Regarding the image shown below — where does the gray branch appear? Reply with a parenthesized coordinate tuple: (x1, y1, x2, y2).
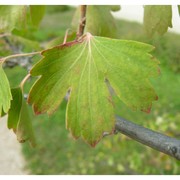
(115, 116, 180, 160)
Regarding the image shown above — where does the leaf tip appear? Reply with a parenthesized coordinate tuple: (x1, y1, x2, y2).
(33, 105, 42, 115)
(90, 142, 98, 148)
(89, 139, 100, 148)
(142, 106, 152, 114)
(155, 95, 158, 101)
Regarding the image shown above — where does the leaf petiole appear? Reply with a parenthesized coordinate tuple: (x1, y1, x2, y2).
(20, 73, 31, 90)
(0, 51, 41, 63)
(0, 33, 11, 38)
(63, 28, 71, 44)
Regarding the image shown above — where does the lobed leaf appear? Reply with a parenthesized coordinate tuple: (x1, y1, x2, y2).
(0, 62, 12, 116)
(8, 87, 36, 147)
(143, 5, 172, 36)
(71, 5, 118, 38)
(28, 33, 159, 146)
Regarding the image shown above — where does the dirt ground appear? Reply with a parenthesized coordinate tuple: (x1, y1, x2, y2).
(0, 116, 28, 175)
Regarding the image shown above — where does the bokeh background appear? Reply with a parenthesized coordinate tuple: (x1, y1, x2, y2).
(0, 5, 180, 174)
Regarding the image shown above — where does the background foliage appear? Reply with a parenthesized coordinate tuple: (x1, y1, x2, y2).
(1, 5, 180, 174)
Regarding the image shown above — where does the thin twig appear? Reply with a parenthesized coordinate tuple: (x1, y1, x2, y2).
(115, 116, 180, 160)
(77, 5, 87, 38)
(63, 28, 71, 44)
(0, 33, 11, 38)
(20, 73, 31, 89)
(0, 51, 41, 63)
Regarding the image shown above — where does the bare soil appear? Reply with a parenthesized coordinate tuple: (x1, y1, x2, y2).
(0, 116, 28, 175)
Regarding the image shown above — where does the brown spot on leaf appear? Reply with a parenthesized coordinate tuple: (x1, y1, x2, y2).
(155, 95, 158, 100)
(33, 105, 42, 115)
(142, 106, 152, 114)
(19, 139, 26, 143)
(90, 140, 99, 148)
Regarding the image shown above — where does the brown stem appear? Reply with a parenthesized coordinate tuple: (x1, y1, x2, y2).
(77, 5, 87, 38)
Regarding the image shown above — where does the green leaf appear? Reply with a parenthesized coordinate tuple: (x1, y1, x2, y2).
(30, 5, 46, 27)
(28, 33, 159, 146)
(109, 5, 121, 12)
(0, 109, 6, 117)
(143, 5, 172, 36)
(0, 62, 12, 116)
(8, 87, 36, 147)
(0, 5, 26, 33)
(0, 5, 45, 33)
(8, 88, 22, 129)
(71, 5, 118, 38)
(178, 5, 180, 16)
(10, 34, 41, 52)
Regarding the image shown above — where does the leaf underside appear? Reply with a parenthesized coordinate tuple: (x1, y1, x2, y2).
(143, 5, 172, 36)
(8, 87, 36, 147)
(28, 33, 159, 146)
(0, 63, 12, 116)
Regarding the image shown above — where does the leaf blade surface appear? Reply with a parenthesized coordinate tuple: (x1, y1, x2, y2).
(8, 87, 36, 147)
(0, 62, 12, 115)
(28, 33, 159, 146)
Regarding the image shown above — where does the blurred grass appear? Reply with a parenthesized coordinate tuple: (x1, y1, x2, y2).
(2, 6, 180, 174)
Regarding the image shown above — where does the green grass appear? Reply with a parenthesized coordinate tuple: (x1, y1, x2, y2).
(2, 7, 180, 174)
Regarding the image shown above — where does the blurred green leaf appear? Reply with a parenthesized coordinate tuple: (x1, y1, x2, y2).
(46, 5, 71, 14)
(8, 87, 36, 147)
(10, 35, 41, 52)
(109, 5, 121, 12)
(178, 5, 180, 16)
(0, 62, 12, 116)
(0, 5, 45, 33)
(71, 5, 118, 38)
(30, 5, 46, 27)
(0, 109, 6, 117)
(0, 5, 27, 33)
(143, 5, 172, 36)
